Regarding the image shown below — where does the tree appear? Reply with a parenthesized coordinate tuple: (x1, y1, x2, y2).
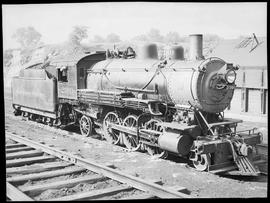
(106, 33, 121, 43)
(147, 28, 164, 42)
(12, 26, 42, 49)
(179, 36, 189, 43)
(69, 26, 89, 45)
(3, 49, 13, 67)
(132, 34, 149, 42)
(165, 32, 181, 44)
(92, 35, 105, 43)
(237, 35, 249, 39)
(203, 34, 221, 43)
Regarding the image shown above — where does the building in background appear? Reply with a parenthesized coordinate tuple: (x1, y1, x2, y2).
(208, 34, 267, 119)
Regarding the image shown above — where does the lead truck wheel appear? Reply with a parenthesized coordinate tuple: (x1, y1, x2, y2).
(80, 115, 93, 137)
(192, 154, 211, 171)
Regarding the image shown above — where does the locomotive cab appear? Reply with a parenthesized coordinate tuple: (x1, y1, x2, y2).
(48, 52, 106, 100)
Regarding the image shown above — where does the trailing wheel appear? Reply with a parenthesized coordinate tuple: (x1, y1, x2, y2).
(192, 154, 211, 171)
(143, 119, 168, 159)
(122, 115, 140, 151)
(79, 115, 93, 137)
(103, 112, 121, 145)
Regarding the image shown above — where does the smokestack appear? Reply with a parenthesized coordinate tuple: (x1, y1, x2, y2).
(189, 34, 204, 60)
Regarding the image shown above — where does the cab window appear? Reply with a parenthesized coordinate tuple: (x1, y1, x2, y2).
(58, 66, 68, 82)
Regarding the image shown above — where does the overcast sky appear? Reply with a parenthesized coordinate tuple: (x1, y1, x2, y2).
(2, 2, 267, 49)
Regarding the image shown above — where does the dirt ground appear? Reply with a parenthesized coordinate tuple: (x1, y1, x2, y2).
(4, 91, 268, 198)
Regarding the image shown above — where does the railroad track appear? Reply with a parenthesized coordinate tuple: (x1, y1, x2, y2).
(6, 132, 191, 201)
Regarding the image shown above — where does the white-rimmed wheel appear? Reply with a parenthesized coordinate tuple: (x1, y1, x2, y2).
(122, 115, 140, 151)
(143, 119, 168, 159)
(192, 154, 211, 171)
(80, 115, 93, 137)
(103, 112, 121, 145)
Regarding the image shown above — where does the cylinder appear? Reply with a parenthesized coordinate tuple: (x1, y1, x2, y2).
(171, 45, 184, 60)
(137, 43, 158, 59)
(189, 34, 204, 60)
(158, 131, 193, 156)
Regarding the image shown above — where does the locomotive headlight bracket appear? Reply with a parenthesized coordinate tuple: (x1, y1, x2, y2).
(225, 70, 236, 84)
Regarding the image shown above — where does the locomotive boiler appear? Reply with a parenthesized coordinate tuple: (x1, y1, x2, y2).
(11, 34, 263, 175)
(88, 39, 236, 113)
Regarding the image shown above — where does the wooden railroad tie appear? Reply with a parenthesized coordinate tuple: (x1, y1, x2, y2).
(6, 143, 26, 149)
(7, 167, 86, 183)
(6, 161, 73, 175)
(6, 155, 56, 168)
(19, 174, 106, 196)
(6, 149, 44, 160)
(49, 184, 132, 201)
(6, 146, 34, 153)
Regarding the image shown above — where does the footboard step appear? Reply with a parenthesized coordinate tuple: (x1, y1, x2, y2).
(48, 185, 132, 201)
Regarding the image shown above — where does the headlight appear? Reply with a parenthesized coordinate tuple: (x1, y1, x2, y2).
(225, 70, 236, 84)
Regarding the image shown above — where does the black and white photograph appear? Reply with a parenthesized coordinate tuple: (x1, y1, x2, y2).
(3, 2, 267, 200)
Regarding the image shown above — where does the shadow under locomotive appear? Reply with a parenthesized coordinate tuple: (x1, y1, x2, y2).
(68, 124, 268, 183)
(46, 120, 268, 182)
(11, 34, 267, 177)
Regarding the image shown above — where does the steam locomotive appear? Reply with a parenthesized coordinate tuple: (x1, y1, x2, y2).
(11, 34, 263, 175)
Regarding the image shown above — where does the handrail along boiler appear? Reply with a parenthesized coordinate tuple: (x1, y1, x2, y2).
(11, 34, 263, 175)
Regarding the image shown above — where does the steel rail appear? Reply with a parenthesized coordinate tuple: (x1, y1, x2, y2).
(6, 132, 191, 199)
